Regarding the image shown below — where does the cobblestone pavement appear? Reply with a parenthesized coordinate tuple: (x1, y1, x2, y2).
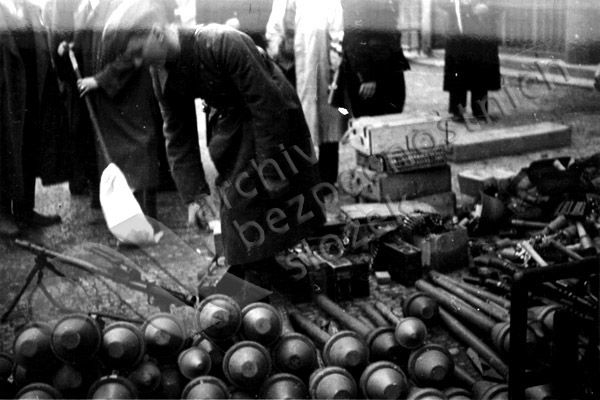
(1, 62, 600, 354)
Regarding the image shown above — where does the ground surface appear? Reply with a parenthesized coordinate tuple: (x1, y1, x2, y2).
(1, 61, 600, 357)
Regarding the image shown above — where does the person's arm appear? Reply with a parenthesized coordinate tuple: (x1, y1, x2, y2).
(151, 68, 210, 205)
(76, 55, 137, 97)
(212, 28, 295, 179)
(93, 56, 138, 98)
(265, 0, 287, 59)
(328, 0, 344, 72)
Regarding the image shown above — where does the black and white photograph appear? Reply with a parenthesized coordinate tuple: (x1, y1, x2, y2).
(1, 0, 599, 398)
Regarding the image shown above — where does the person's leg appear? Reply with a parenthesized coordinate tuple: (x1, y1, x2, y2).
(471, 89, 489, 120)
(13, 118, 61, 227)
(134, 189, 158, 219)
(448, 89, 467, 120)
(318, 142, 340, 185)
(0, 197, 20, 238)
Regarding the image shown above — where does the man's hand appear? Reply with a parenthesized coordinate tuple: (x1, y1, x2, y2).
(57, 41, 69, 57)
(359, 82, 377, 99)
(188, 196, 219, 230)
(77, 77, 99, 97)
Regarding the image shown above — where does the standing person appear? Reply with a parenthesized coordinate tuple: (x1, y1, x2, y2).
(0, 0, 65, 238)
(266, 0, 345, 186)
(443, 0, 500, 122)
(75, 0, 179, 218)
(46, 0, 99, 199)
(0, 2, 26, 237)
(104, 0, 326, 303)
(333, 0, 410, 118)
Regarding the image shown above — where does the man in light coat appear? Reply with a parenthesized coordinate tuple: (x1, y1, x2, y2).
(266, 0, 346, 185)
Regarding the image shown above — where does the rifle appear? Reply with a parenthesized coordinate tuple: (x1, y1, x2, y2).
(2, 240, 196, 322)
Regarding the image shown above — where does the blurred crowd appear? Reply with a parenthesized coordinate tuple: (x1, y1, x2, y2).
(0, 0, 500, 240)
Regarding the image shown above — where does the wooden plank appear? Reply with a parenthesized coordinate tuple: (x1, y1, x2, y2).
(448, 122, 571, 162)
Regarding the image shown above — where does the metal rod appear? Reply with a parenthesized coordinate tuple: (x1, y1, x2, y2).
(288, 309, 330, 349)
(511, 219, 546, 229)
(439, 309, 508, 378)
(374, 301, 401, 325)
(451, 277, 511, 309)
(415, 280, 496, 333)
(314, 294, 371, 338)
(549, 239, 583, 261)
(430, 272, 509, 321)
(453, 365, 477, 389)
(520, 241, 548, 267)
(68, 48, 112, 165)
(358, 303, 390, 327)
(356, 315, 376, 331)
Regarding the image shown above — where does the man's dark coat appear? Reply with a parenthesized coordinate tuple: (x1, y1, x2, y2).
(335, 0, 410, 117)
(155, 25, 326, 265)
(443, 1, 501, 93)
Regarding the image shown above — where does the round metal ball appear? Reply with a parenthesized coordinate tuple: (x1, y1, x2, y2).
(15, 383, 62, 399)
(222, 341, 272, 389)
(101, 322, 145, 369)
(142, 313, 186, 361)
(241, 303, 283, 346)
(394, 317, 428, 350)
(196, 294, 242, 340)
(309, 366, 358, 399)
(407, 344, 454, 387)
(271, 332, 318, 380)
(366, 327, 403, 362)
(51, 314, 101, 364)
(322, 331, 369, 374)
(181, 376, 231, 399)
(359, 361, 409, 400)
(128, 360, 162, 394)
(259, 373, 308, 399)
(178, 346, 212, 380)
(88, 375, 138, 399)
(14, 322, 55, 369)
(403, 293, 439, 323)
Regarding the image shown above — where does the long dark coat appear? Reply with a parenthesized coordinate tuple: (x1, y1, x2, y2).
(443, 1, 501, 92)
(0, 1, 67, 208)
(0, 4, 27, 207)
(86, 0, 163, 191)
(155, 25, 326, 265)
(335, 0, 410, 117)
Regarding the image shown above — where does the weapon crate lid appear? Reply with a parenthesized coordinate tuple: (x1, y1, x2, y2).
(347, 112, 445, 155)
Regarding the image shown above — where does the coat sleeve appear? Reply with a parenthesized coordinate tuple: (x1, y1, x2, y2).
(211, 28, 296, 175)
(94, 56, 137, 98)
(151, 69, 210, 204)
(265, 0, 287, 59)
(328, 0, 344, 70)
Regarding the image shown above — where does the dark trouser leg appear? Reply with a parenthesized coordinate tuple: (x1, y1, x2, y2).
(16, 118, 37, 214)
(318, 142, 340, 185)
(134, 189, 157, 219)
(0, 195, 19, 237)
(471, 89, 489, 119)
(448, 89, 467, 116)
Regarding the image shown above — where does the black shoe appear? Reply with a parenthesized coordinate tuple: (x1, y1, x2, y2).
(0, 212, 20, 238)
(15, 211, 62, 227)
(450, 113, 465, 123)
(475, 114, 499, 123)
